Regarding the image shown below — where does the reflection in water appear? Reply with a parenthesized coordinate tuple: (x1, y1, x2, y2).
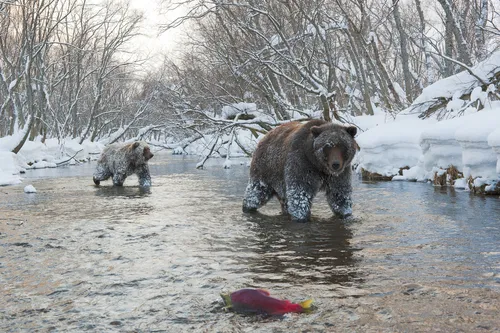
(93, 185, 152, 198)
(1, 153, 500, 332)
(244, 213, 358, 285)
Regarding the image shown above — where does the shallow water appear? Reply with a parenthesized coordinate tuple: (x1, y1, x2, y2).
(1, 152, 499, 332)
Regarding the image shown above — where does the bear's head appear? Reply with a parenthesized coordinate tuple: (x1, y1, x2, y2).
(311, 123, 357, 176)
(132, 141, 154, 162)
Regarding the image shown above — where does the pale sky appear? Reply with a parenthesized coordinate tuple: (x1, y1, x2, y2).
(128, 0, 186, 67)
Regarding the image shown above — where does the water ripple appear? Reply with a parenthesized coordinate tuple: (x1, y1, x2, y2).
(0, 154, 499, 331)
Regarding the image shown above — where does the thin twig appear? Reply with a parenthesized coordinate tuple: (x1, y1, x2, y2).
(56, 149, 83, 166)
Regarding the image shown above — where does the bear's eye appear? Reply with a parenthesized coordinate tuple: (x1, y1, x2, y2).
(322, 145, 332, 160)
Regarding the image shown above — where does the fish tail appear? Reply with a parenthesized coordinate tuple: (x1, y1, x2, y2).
(299, 299, 313, 309)
(220, 293, 232, 309)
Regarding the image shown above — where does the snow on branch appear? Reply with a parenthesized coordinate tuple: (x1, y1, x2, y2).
(405, 51, 500, 118)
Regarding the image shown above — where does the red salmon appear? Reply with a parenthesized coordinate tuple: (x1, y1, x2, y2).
(221, 288, 313, 315)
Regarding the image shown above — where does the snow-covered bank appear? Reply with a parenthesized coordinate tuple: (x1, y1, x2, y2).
(489, 128, 500, 175)
(0, 137, 104, 186)
(354, 50, 500, 194)
(0, 152, 24, 186)
(455, 109, 500, 180)
(355, 106, 500, 194)
(355, 116, 437, 178)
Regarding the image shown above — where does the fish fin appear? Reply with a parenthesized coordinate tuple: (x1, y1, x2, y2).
(299, 299, 313, 309)
(220, 293, 232, 309)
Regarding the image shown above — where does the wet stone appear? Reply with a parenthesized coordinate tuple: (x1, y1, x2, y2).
(10, 242, 31, 247)
(45, 244, 64, 249)
(477, 325, 491, 330)
(47, 289, 69, 296)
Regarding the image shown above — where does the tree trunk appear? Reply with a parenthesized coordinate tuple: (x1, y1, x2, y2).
(475, 0, 488, 61)
(79, 75, 103, 144)
(393, 0, 413, 103)
(415, 0, 435, 84)
(369, 36, 404, 110)
(345, 24, 374, 116)
(443, 7, 454, 77)
(266, 72, 290, 121)
(319, 94, 332, 122)
(437, 0, 472, 67)
(12, 115, 34, 154)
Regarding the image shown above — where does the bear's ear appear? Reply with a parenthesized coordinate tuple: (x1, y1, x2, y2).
(311, 126, 322, 138)
(346, 126, 357, 138)
(132, 141, 140, 149)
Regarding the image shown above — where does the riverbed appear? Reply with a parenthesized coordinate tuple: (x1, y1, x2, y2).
(1, 152, 499, 332)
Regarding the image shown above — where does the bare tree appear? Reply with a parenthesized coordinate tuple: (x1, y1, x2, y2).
(437, 0, 473, 68)
(2, 0, 500, 158)
(414, 0, 435, 85)
(0, 0, 149, 153)
(78, 0, 142, 144)
(392, 0, 413, 102)
(475, 0, 489, 61)
(0, 0, 70, 152)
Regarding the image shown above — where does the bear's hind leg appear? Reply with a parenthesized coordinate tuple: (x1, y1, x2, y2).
(285, 186, 313, 223)
(276, 195, 289, 215)
(242, 180, 274, 213)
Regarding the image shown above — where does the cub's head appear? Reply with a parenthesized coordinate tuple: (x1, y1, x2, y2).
(132, 141, 154, 162)
(311, 123, 357, 176)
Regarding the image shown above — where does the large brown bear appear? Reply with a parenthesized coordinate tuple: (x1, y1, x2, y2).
(93, 141, 154, 187)
(242, 119, 357, 222)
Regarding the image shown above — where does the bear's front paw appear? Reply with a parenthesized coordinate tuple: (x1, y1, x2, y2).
(334, 206, 352, 219)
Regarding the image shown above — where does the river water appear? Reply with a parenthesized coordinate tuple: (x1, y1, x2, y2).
(1, 152, 499, 332)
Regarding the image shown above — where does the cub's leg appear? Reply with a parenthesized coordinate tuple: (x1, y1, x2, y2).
(93, 164, 112, 185)
(242, 179, 274, 212)
(136, 164, 152, 187)
(112, 172, 126, 186)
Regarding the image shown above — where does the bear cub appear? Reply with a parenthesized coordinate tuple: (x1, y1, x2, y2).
(242, 119, 357, 222)
(93, 141, 154, 187)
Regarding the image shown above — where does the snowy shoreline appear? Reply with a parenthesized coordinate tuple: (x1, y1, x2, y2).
(352, 51, 500, 195)
(2, 107, 499, 196)
(355, 109, 500, 195)
(2, 98, 500, 195)
(0, 137, 104, 186)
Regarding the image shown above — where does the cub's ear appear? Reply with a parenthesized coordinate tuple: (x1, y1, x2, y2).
(311, 126, 322, 138)
(346, 126, 357, 138)
(132, 141, 140, 149)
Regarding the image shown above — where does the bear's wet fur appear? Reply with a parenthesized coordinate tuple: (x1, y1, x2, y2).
(242, 119, 358, 222)
(93, 141, 154, 187)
